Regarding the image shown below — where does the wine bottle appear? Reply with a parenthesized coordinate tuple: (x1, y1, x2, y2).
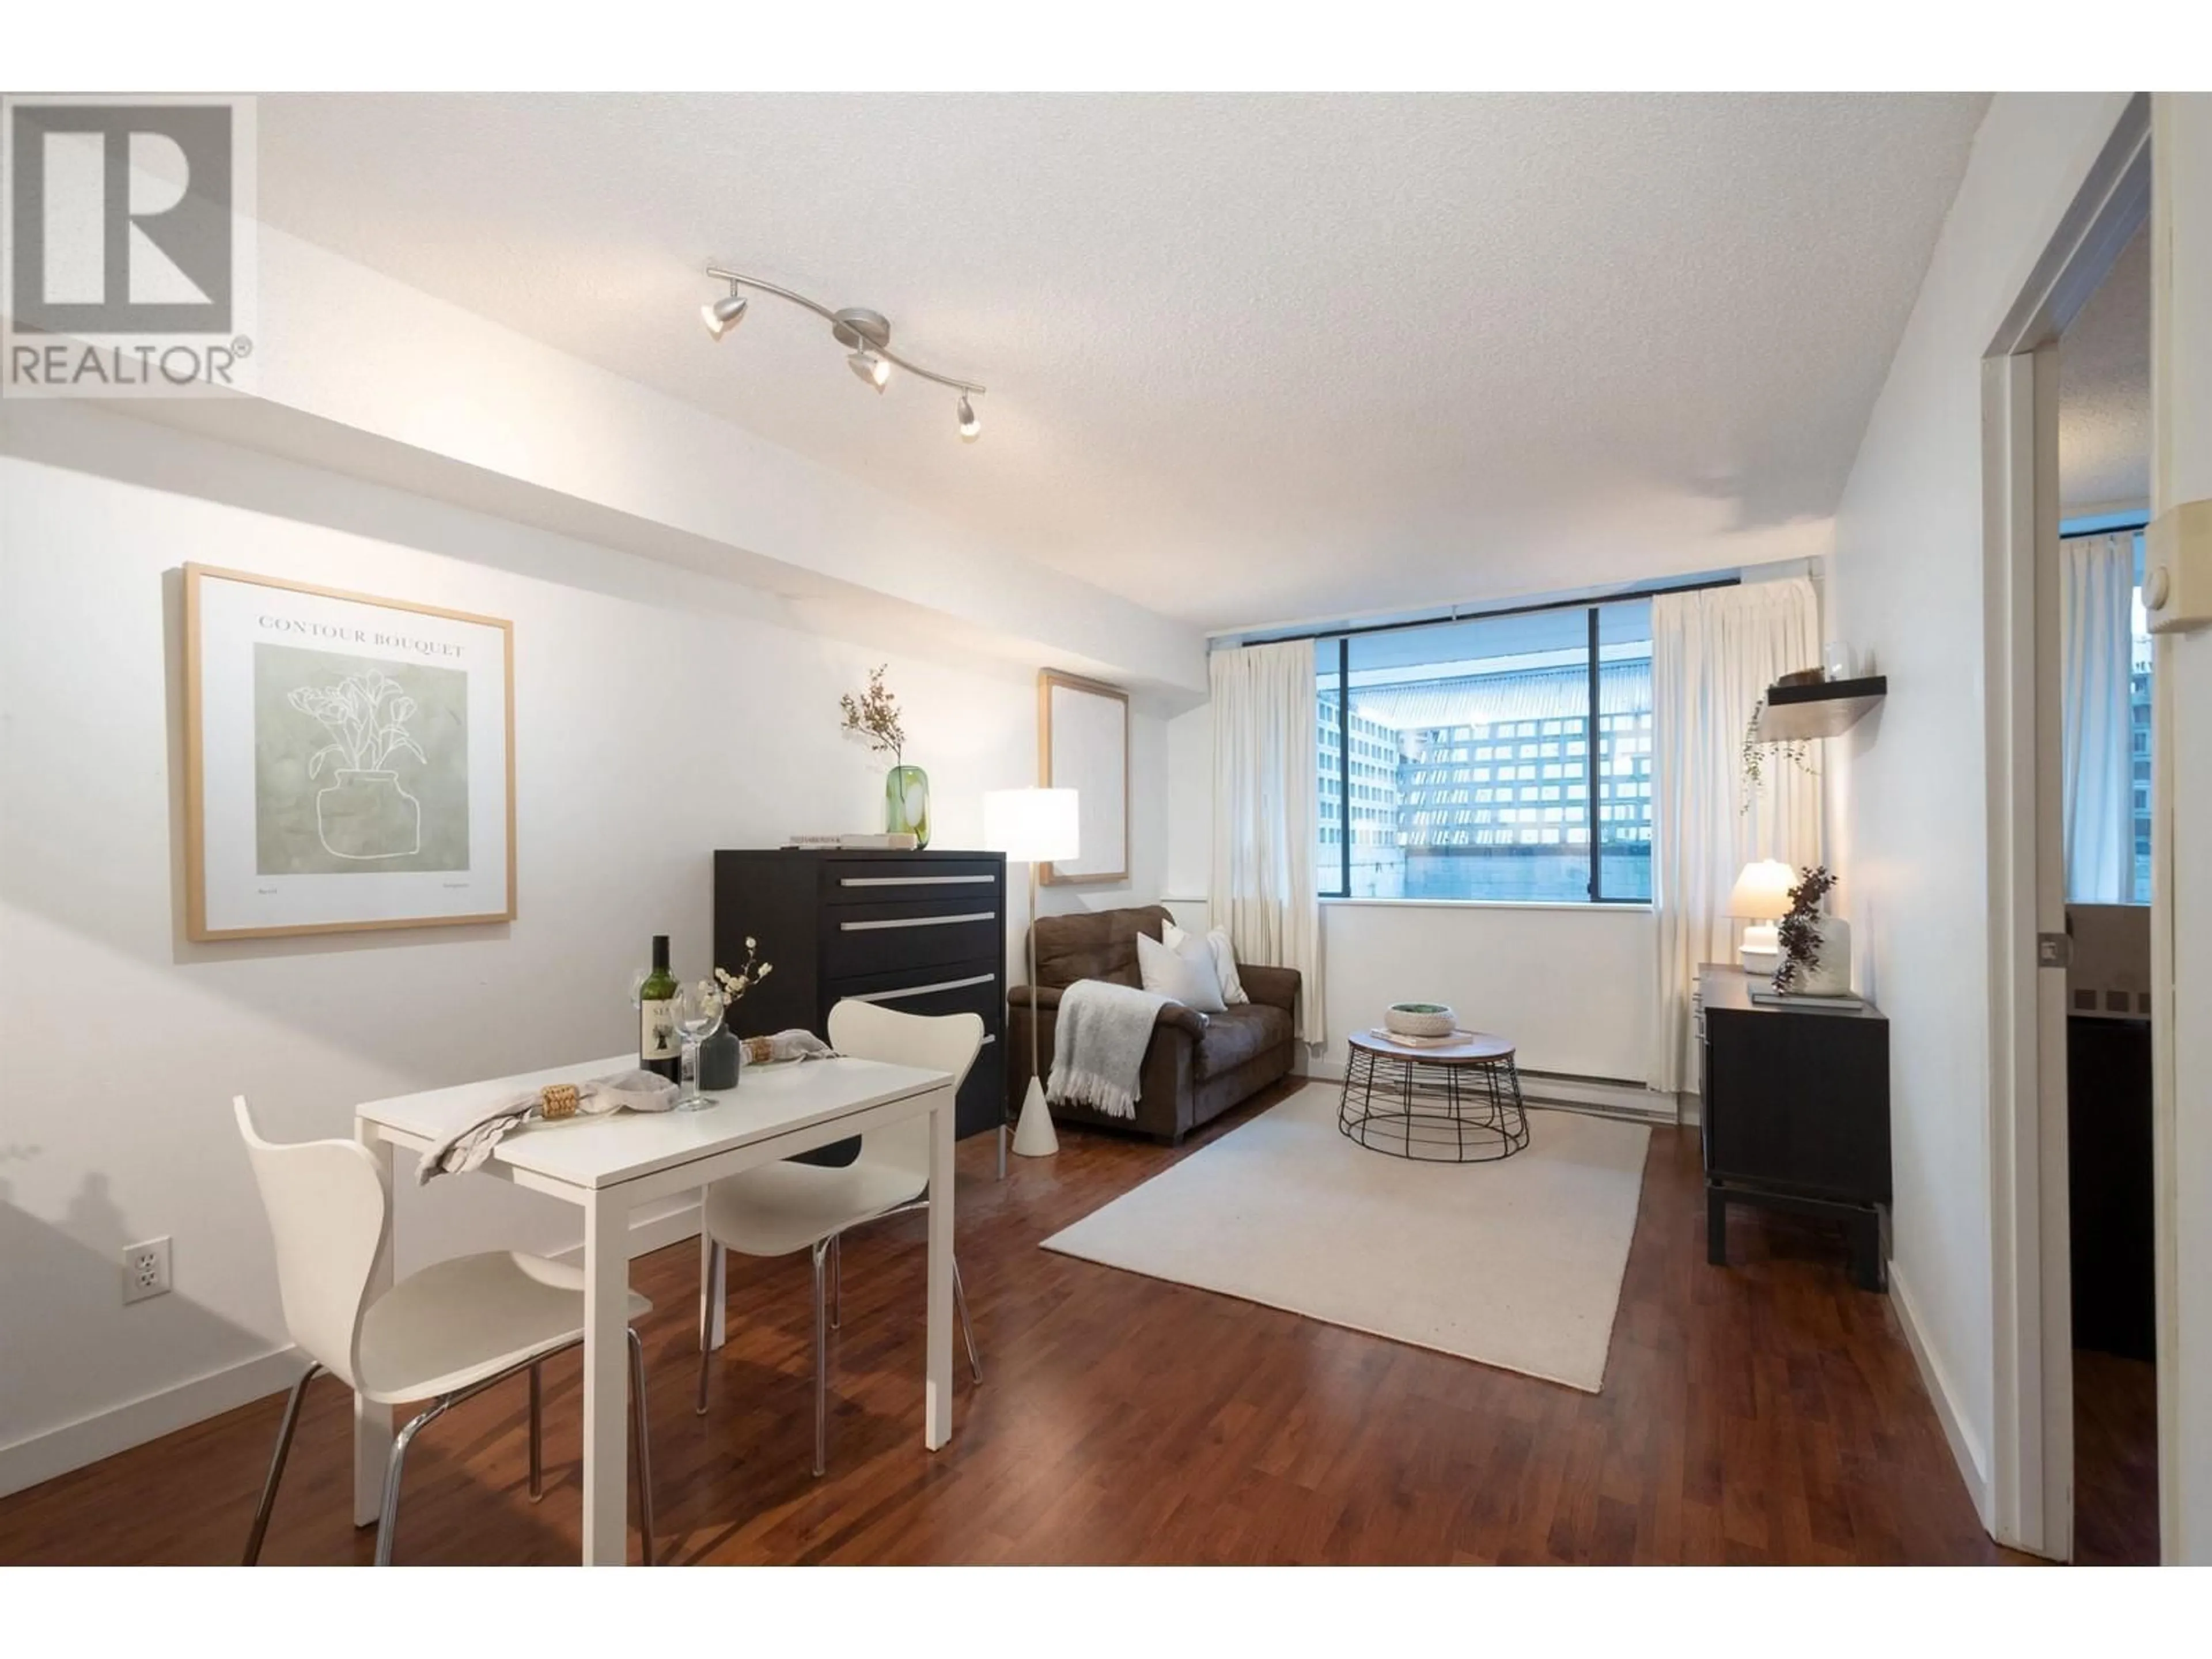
(639, 934, 680, 1082)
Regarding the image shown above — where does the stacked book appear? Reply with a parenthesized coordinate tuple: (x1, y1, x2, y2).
(1747, 986, 1866, 1013)
(785, 832, 920, 851)
(1369, 1027, 1467, 1048)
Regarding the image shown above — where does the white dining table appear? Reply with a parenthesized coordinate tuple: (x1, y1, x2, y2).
(352, 1052, 957, 1565)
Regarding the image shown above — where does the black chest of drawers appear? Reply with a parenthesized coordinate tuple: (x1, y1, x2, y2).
(714, 849, 1007, 1142)
(1696, 965, 1892, 1290)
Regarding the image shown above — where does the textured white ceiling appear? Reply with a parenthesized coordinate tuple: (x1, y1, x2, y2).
(255, 93, 1989, 631)
(2059, 223, 2150, 513)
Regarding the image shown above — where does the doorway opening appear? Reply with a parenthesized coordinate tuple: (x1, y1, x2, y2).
(1979, 90, 2157, 1563)
(2054, 222, 2158, 1565)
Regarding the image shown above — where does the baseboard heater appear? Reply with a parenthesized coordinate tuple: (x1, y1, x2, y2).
(1301, 1063, 1682, 1126)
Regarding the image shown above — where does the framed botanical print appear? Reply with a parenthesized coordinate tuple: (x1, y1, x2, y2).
(1037, 668, 1129, 885)
(183, 564, 516, 940)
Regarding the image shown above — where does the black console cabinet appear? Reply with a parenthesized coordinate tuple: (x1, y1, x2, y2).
(1697, 965, 1892, 1290)
(714, 849, 1007, 1142)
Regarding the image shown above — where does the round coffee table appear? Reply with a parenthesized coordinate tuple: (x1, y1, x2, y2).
(1339, 1028, 1530, 1163)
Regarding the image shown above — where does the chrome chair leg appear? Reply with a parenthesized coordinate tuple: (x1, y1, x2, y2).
(695, 1241, 724, 1416)
(627, 1328, 657, 1566)
(241, 1361, 322, 1565)
(373, 1396, 452, 1566)
(697, 1237, 721, 1353)
(811, 1236, 830, 1478)
(527, 1362, 544, 1501)
(952, 1258, 983, 1385)
(829, 1233, 842, 1331)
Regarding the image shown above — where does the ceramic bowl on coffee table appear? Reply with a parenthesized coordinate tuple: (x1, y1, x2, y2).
(1384, 1002, 1457, 1040)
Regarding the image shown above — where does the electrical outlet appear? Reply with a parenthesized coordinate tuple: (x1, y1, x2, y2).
(123, 1236, 172, 1305)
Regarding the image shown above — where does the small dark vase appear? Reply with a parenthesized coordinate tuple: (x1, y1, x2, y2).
(699, 1028, 743, 1091)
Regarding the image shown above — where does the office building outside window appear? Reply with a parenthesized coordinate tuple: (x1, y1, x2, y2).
(1315, 600, 1653, 903)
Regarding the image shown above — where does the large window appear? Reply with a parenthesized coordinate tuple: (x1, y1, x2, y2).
(1316, 599, 1654, 903)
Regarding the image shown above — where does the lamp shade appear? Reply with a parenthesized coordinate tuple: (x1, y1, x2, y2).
(983, 787, 1080, 864)
(1727, 859, 1797, 921)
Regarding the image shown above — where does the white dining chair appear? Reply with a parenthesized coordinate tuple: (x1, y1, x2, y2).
(233, 1094, 660, 1565)
(694, 1001, 983, 1476)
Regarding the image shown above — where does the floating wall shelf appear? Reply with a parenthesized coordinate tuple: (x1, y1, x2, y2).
(1756, 675, 1887, 742)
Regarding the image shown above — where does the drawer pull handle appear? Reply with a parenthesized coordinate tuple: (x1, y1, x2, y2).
(839, 911, 996, 933)
(849, 973, 996, 1003)
(839, 876, 995, 888)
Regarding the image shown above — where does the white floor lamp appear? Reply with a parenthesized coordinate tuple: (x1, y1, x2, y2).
(983, 787, 1080, 1172)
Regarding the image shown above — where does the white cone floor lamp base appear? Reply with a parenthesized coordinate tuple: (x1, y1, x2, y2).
(1012, 1074, 1059, 1157)
(983, 787, 1081, 1167)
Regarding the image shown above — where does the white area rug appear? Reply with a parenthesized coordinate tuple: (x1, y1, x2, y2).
(1041, 1084, 1651, 1392)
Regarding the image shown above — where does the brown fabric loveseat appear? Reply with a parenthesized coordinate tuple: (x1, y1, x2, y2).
(1006, 905, 1301, 1145)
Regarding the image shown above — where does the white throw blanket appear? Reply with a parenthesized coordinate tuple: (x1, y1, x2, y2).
(1048, 979, 1172, 1120)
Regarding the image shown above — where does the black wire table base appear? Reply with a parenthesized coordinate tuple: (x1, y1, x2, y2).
(1337, 1046, 1531, 1164)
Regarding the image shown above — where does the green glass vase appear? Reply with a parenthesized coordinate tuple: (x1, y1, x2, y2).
(885, 763, 930, 848)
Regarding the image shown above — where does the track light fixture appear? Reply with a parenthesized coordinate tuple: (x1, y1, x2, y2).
(700, 279, 748, 340)
(700, 264, 985, 440)
(847, 345, 891, 391)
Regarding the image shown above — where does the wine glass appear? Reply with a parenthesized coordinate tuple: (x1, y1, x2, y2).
(673, 979, 725, 1111)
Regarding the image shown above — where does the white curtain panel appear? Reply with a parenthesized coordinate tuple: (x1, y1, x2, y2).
(1648, 577, 1823, 1094)
(1209, 640, 1325, 1043)
(2060, 533, 2136, 903)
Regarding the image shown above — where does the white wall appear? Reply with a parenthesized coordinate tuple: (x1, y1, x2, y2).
(1163, 703, 1213, 905)
(1318, 903, 1653, 1084)
(1824, 91, 2136, 1521)
(0, 403, 1169, 1492)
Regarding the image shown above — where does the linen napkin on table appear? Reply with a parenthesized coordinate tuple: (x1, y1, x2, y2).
(414, 1032, 842, 1184)
(416, 1070, 675, 1184)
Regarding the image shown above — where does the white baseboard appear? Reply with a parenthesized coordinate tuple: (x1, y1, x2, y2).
(0, 1345, 310, 1501)
(1302, 1064, 1679, 1126)
(1889, 1258, 1993, 1532)
(1518, 1070, 1678, 1123)
(0, 1200, 704, 1502)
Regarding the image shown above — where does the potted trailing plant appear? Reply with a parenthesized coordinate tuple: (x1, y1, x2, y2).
(287, 668, 427, 860)
(698, 936, 774, 1089)
(1772, 865, 1853, 997)
(840, 665, 929, 846)
(1740, 698, 1819, 817)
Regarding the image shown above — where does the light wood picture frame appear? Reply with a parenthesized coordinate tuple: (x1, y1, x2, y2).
(183, 563, 517, 940)
(1037, 668, 1129, 885)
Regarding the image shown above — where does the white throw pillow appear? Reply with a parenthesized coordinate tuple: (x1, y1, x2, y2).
(1137, 929, 1228, 1013)
(1163, 920, 1249, 1005)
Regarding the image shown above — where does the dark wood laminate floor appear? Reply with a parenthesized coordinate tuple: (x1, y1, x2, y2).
(0, 1088, 2027, 1566)
(2074, 1350, 2160, 1565)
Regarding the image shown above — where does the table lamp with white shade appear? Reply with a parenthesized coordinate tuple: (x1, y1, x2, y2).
(1728, 859, 1796, 976)
(983, 787, 1080, 1169)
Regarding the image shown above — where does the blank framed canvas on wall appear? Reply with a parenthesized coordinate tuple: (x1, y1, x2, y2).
(183, 564, 516, 940)
(1039, 669, 1128, 885)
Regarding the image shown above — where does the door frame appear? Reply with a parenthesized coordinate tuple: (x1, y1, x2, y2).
(1980, 91, 2151, 1561)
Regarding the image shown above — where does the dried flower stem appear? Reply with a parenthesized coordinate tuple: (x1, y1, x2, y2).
(839, 665, 907, 768)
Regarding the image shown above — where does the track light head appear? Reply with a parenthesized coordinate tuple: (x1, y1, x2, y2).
(956, 393, 980, 442)
(701, 288, 748, 340)
(847, 347, 890, 392)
